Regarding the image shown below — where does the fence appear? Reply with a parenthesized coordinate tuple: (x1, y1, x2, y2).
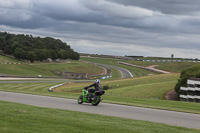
(142, 60, 200, 62)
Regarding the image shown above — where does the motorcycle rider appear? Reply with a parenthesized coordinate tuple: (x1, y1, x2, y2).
(84, 79, 102, 100)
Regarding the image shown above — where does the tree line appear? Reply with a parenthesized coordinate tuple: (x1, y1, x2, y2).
(0, 32, 79, 62)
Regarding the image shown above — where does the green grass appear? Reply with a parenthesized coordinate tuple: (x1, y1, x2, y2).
(32, 61, 103, 75)
(156, 62, 200, 73)
(2, 74, 200, 114)
(0, 82, 63, 93)
(141, 57, 182, 60)
(81, 57, 158, 78)
(0, 78, 71, 81)
(124, 60, 200, 73)
(0, 81, 81, 99)
(107, 80, 176, 99)
(0, 55, 22, 63)
(141, 56, 198, 61)
(0, 101, 199, 133)
(110, 67, 121, 79)
(102, 73, 179, 94)
(0, 64, 60, 77)
(0, 55, 105, 77)
(0, 55, 60, 77)
(51, 73, 200, 114)
(104, 96, 200, 114)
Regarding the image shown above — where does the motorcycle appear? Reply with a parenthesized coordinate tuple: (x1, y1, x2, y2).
(78, 88, 105, 106)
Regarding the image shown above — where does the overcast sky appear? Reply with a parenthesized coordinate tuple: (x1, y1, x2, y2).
(1, 0, 200, 58)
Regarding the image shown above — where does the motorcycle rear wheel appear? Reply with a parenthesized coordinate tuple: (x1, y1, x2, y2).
(92, 95, 101, 106)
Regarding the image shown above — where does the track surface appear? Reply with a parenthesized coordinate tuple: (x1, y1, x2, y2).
(81, 60, 133, 78)
(106, 64, 133, 78)
(0, 91, 200, 129)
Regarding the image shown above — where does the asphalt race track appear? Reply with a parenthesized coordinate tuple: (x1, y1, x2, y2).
(0, 91, 200, 129)
(81, 60, 133, 78)
(107, 64, 133, 78)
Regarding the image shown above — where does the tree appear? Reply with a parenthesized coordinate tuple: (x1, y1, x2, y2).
(49, 50, 57, 59)
(0, 32, 80, 61)
(58, 50, 69, 59)
(70, 51, 80, 60)
(175, 65, 200, 94)
(14, 48, 27, 59)
(26, 51, 36, 62)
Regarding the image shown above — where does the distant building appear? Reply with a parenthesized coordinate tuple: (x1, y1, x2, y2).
(125, 55, 144, 58)
(179, 78, 200, 103)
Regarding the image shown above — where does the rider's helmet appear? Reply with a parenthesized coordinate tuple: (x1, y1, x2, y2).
(95, 79, 100, 83)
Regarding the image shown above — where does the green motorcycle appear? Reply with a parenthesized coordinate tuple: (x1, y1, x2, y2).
(78, 88, 105, 106)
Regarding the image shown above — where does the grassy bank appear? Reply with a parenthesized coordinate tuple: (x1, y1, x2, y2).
(0, 55, 105, 77)
(0, 55, 59, 77)
(0, 64, 60, 77)
(55, 73, 179, 99)
(53, 73, 200, 114)
(0, 101, 198, 133)
(32, 61, 103, 75)
(1, 74, 200, 114)
(124, 60, 200, 73)
(81, 57, 158, 77)
(82, 56, 200, 73)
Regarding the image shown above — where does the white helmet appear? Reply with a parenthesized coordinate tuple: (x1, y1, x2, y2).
(95, 79, 100, 83)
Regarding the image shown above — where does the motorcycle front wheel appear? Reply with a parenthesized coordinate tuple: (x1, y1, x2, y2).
(92, 95, 101, 106)
(78, 95, 83, 104)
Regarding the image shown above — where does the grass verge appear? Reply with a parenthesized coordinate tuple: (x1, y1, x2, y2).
(1, 74, 200, 114)
(81, 57, 158, 78)
(124, 60, 200, 73)
(0, 100, 199, 133)
(32, 61, 104, 75)
(0, 55, 105, 78)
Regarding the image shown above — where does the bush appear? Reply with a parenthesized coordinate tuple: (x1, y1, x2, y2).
(175, 65, 200, 94)
(103, 85, 112, 90)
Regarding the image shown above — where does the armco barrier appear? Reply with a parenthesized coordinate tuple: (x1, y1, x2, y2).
(101, 76, 112, 79)
(48, 83, 66, 92)
(0, 62, 21, 64)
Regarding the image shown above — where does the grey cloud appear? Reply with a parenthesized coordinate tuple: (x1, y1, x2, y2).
(82, 0, 159, 18)
(0, 0, 32, 9)
(0, 0, 200, 58)
(1, 0, 199, 35)
(31, 0, 200, 35)
(107, 0, 200, 15)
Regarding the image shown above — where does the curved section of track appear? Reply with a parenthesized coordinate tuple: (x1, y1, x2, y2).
(0, 91, 200, 129)
(81, 60, 133, 78)
(108, 65, 133, 78)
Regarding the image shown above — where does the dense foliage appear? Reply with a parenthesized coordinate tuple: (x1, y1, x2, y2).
(0, 32, 79, 62)
(175, 65, 200, 94)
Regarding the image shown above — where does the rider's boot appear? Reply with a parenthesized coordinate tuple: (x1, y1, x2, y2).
(92, 95, 96, 101)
